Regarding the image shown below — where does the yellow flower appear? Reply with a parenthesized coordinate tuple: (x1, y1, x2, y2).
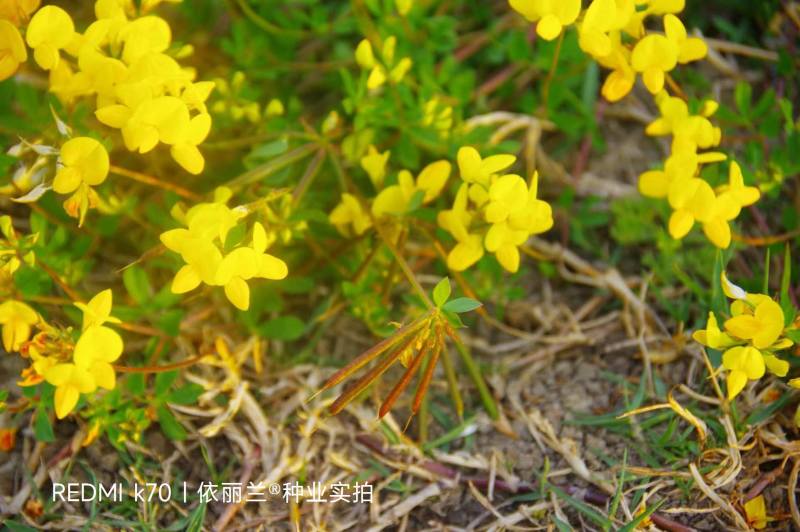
(722, 345, 764, 399)
(509, 0, 582, 40)
(484, 173, 553, 272)
(457, 146, 516, 206)
(663, 13, 707, 64)
(372, 160, 451, 217)
(717, 161, 760, 210)
(360, 145, 390, 189)
(579, 0, 634, 58)
(439, 184, 484, 271)
(73, 324, 123, 390)
(162, 191, 288, 310)
(214, 222, 289, 310)
(118, 15, 172, 64)
(44, 362, 96, 419)
(692, 312, 737, 350)
(724, 299, 785, 349)
(743, 495, 768, 530)
(0, 300, 38, 352)
(630, 33, 677, 94)
(0, 20, 27, 81)
(330, 193, 372, 237)
(645, 94, 721, 150)
(166, 235, 223, 293)
(53, 137, 110, 195)
(667, 177, 738, 248)
(75, 288, 121, 330)
(597, 43, 635, 102)
(25, 5, 75, 70)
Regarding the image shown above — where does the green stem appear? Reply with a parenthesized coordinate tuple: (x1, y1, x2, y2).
(449, 331, 498, 420)
(440, 346, 464, 420)
(541, 31, 564, 117)
(376, 225, 434, 309)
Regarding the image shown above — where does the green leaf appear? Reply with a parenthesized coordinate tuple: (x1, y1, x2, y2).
(432, 277, 451, 307)
(548, 483, 612, 528)
(126, 373, 145, 395)
(157, 309, 184, 337)
(156, 404, 187, 441)
(167, 383, 204, 405)
(781, 245, 795, 326)
(4, 520, 39, 532)
(122, 266, 152, 305)
(442, 297, 482, 313)
(710, 249, 726, 317)
(155, 370, 179, 396)
(186, 501, 207, 532)
(259, 315, 305, 340)
(734, 82, 752, 119)
(786, 330, 800, 343)
(746, 390, 794, 425)
(34, 407, 55, 443)
(618, 500, 663, 532)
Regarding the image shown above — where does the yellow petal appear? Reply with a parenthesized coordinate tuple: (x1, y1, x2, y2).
(224, 277, 250, 310)
(416, 160, 451, 203)
(743, 495, 767, 529)
(355, 39, 375, 69)
(726, 369, 747, 400)
(638, 170, 669, 198)
(668, 209, 694, 239)
(724, 315, 761, 341)
(536, 14, 563, 41)
(171, 144, 205, 174)
(74, 325, 123, 364)
(447, 236, 484, 271)
(702, 218, 731, 249)
(172, 264, 201, 293)
(89, 362, 116, 390)
(258, 254, 289, 280)
(495, 245, 520, 273)
(54, 384, 80, 419)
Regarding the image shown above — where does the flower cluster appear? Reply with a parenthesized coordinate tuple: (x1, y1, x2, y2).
(693, 273, 794, 400)
(438, 147, 554, 273)
(355, 36, 413, 91)
(329, 154, 451, 238)
(15, 290, 125, 419)
(638, 93, 760, 247)
(160, 187, 289, 311)
(9, 1, 215, 175)
(509, 0, 707, 99)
